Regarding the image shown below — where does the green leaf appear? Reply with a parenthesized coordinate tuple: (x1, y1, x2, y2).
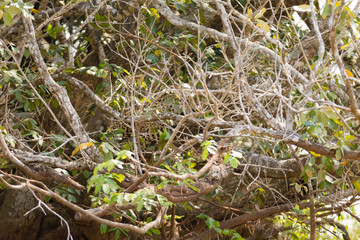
(230, 157, 239, 168)
(5, 6, 21, 17)
(318, 112, 328, 127)
(151, 228, 161, 235)
(200, 140, 211, 147)
(183, 179, 200, 192)
(304, 120, 314, 126)
(321, 107, 339, 119)
(300, 113, 306, 124)
(256, 19, 270, 33)
(293, 204, 304, 214)
(322, 3, 331, 19)
(69, 194, 77, 203)
(114, 229, 121, 240)
(3, 12, 13, 26)
(335, 149, 342, 160)
(100, 224, 107, 234)
(158, 180, 169, 189)
(317, 169, 325, 181)
(197, 214, 208, 219)
(102, 184, 110, 194)
(202, 149, 208, 160)
(113, 173, 125, 183)
(310, 126, 324, 137)
(136, 200, 144, 212)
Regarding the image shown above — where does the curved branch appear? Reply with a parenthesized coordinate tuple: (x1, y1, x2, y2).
(0, 173, 167, 235)
(0, 131, 84, 190)
(195, 189, 357, 240)
(153, 0, 308, 84)
(23, 15, 102, 163)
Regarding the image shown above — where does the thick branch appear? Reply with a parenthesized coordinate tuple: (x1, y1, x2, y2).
(0, 132, 84, 190)
(23, 15, 102, 163)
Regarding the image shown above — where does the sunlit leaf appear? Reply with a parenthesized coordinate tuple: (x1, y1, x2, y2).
(310, 151, 321, 157)
(154, 50, 162, 56)
(256, 19, 270, 33)
(341, 43, 351, 50)
(345, 135, 355, 141)
(183, 179, 200, 192)
(71, 142, 93, 156)
(294, 5, 311, 12)
(246, 8, 253, 19)
(322, 3, 331, 19)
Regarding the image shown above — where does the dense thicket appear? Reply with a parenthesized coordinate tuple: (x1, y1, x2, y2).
(1, 0, 360, 239)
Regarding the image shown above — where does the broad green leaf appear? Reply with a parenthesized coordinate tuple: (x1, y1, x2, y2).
(151, 229, 161, 235)
(300, 113, 306, 124)
(335, 149, 342, 160)
(5, 6, 21, 17)
(230, 157, 238, 168)
(136, 200, 144, 212)
(100, 224, 107, 234)
(115, 229, 121, 240)
(102, 184, 110, 194)
(67, 194, 77, 203)
(3, 12, 13, 26)
(202, 149, 208, 160)
(322, 3, 331, 19)
(293, 204, 304, 214)
(318, 169, 325, 181)
(304, 120, 314, 126)
(321, 107, 339, 119)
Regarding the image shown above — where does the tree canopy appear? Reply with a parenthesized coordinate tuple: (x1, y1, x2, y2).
(1, 0, 360, 239)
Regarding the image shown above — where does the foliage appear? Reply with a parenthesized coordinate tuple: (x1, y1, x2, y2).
(1, 0, 360, 239)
